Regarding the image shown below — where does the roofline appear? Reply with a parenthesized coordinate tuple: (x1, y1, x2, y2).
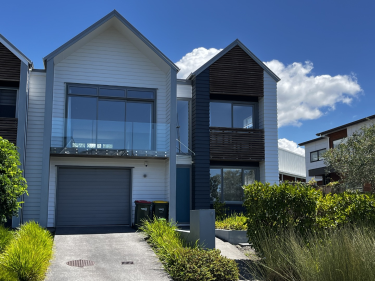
(177, 79, 192, 85)
(298, 137, 326, 147)
(316, 114, 375, 136)
(0, 33, 33, 67)
(278, 147, 305, 158)
(187, 39, 280, 82)
(42, 10, 179, 72)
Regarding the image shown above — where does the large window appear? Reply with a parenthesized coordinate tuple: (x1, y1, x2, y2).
(333, 138, 347, 148)
(310, 149, 326, 162)
(66, 84, 155, 150)
(176, 99, 190, 153)
(210, 101, 255, 129)
(0, 89, 17, 118)
(210, 167, 257, 202)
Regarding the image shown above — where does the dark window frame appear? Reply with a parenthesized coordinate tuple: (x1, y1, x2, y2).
(65, 83, 157, 150)
(209, 100, 258, 129)
(210, 166, 259, 204)
(310, 148, 326, 163)
(0, 88, 18, 118)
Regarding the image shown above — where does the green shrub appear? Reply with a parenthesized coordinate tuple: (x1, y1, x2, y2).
(170, 248, 239, 281)
(0, 221, 54, 281)
(215, 213, 247, 230)
(317, 191, 375, 228)
(248, 226, 375, 281)
(0, 225, 13, 254)
(244, 181, 321, 252)
(140, 218, 239, 281)
(0, 137, 28, 223)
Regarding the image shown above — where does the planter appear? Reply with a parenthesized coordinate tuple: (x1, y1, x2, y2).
(215, 229, 247, 244)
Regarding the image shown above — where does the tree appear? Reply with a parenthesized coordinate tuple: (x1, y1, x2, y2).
(0, 137, 28, 223)
(323, 123, 375, 191)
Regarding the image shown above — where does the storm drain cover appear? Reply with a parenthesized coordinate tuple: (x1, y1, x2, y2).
(66, 260, 94, 267)
(122, 261, 134, 265)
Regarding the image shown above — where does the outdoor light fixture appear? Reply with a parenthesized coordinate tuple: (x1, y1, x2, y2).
(144, 161, 148, 167)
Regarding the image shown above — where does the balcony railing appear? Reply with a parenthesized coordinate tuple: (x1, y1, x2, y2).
(210, 127, 264, 161)
(0, 117, 18, 144)
(50, 118, 170, 158)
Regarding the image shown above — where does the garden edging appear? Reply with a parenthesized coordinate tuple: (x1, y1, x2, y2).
(215, 229, 247, 244)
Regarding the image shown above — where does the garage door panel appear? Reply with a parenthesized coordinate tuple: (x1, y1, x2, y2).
(56, 168, 130, 226)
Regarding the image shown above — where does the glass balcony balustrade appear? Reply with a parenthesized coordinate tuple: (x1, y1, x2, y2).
(50, 118, 170, 158)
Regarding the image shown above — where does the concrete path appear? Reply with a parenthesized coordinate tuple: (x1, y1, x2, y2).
(46, 227, 171, 281)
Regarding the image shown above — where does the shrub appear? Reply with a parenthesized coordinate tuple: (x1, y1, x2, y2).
(170, 248, 239, 281)
(215, 213, 247, 230)
(317, 191, 375, 228)
(140, 218, 239, 281)
(243, 181, 321, 252)
(0, 221, 54, 281)
(0, 137, 28, 223)
(0, 225, 13, 253)
(248, 226, 375, 281)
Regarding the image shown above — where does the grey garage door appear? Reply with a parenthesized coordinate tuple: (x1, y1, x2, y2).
(56, 168, 131, 226)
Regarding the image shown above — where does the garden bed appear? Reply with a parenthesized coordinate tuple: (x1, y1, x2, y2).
(215, 229, 247, 244)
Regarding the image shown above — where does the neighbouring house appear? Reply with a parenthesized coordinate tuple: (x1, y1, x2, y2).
(299, 114, 375, 186)
(0, 10, 280, 228)
(278, 148, 306, 182)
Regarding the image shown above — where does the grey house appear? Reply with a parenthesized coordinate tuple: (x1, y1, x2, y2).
(0, 10, 280, 228)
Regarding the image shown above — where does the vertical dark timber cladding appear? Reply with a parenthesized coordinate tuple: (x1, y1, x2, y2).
(192, 68, 210, 209)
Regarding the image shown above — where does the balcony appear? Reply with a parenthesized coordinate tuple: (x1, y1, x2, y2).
(50, 118, 170, 158)
(209, 127, 264, 161)
(0, 117, 18, 144)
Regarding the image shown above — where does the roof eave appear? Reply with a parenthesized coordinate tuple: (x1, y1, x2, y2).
(0, 33, 33, 66)
(316, 115, 375, 136)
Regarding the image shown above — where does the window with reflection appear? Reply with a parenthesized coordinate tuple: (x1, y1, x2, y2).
(210, 167, 257, 202)
(210, 102, 255, 129)
(177, 100, 190, 153)
(66, 84, 155, 150)
(0, 89, 17, 118)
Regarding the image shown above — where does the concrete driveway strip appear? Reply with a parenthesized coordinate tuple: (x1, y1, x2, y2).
(46, 227, 171, 281)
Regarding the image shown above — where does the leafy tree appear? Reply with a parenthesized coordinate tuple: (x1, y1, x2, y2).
(0, 137, 28, 223)
(323, 123, 375, 191)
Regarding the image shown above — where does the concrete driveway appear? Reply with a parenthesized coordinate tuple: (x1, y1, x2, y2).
(46, 226, 171, 281)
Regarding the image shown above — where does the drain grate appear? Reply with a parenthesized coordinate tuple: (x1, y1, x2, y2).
(122, 261, 134, 265)
(66, 260, 95, 267)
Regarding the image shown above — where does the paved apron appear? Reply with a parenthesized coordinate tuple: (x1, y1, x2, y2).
(46, 227, 171, 281)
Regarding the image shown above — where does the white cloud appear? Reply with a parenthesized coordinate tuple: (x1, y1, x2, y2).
(175, 48, 362, 127)
(264, 60, 362, 127)
(278, 138, 305, 156)
(176, 47, 222, 79)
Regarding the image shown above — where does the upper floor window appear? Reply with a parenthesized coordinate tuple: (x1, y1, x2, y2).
(210, 101, 254, 129)
(310, 148, 326, 162)
(333, 137, 347, 148)
(177, 99, 190, 154)
(0, 89, 17, 118)
(66, 84, 155, 150)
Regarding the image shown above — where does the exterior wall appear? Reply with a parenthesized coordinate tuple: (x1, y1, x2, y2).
(23, 71, 46, 222)
(347, 119, 375, 136)
(191, 68, 210, 210)
(47, 157, 168, 227)
(177, 83, 192, 98)
(259, 71, 279, 183)
(51, 27, 170, 147)
(278, 148, 306, 179)
(304, 138, 329, 181)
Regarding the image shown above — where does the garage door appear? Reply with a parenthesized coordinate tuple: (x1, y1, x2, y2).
(56, 167, 131, 226)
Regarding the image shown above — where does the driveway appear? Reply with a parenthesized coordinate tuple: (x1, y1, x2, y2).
(46, 226, 171, 281)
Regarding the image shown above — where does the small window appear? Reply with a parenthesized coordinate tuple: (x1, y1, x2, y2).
(69, 86, 97, 96)
(310, 149, 326, 162)
(0, 89, 17, 118)
(210, 102, 231, 127)
(127, 90, 154, 99)
(210, 101, 255, 129)
(233, 105, 253, 129)
(99, 88, 125, 97)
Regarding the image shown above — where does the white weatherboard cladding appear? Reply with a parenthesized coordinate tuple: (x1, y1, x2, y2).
(304, 138, 328, 181)
(51, 27, 170, 148)
(177, 84, 192, 98)
(259, 71, 279, 184)
(279, 148, 306, 178)
(47, 157, 169, 227)
(347, 119, 375, 136)
(23, 72, 46, 222)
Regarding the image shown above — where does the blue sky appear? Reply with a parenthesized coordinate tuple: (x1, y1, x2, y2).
(1, 0, 374, 153)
